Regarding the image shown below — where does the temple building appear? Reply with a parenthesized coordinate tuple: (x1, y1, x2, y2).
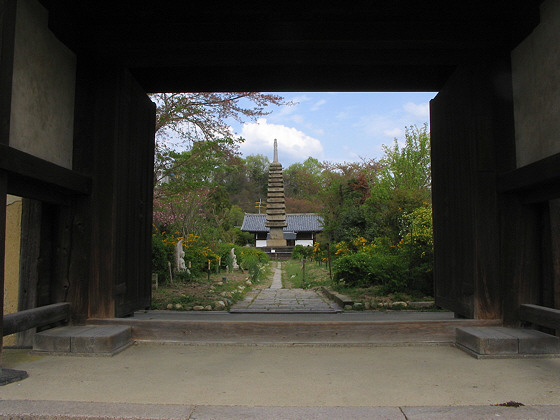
(241, 140, 323, 254)
(241, 213, 323, 248)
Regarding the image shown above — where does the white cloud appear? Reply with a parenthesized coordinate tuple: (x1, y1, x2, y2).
(336, 111, 349, 120)
(359, 114, 404, 139)
(403, 102, 430, 119)
(383, 128, 403, 137)
(239, 118, 323, 163)
(311, 99, 327, 111)
(291, 114, 304, 124)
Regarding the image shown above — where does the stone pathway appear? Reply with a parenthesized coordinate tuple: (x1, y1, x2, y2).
(230, 262, 341, 313)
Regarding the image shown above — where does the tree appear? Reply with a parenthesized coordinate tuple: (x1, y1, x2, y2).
(318, 159, 381, 242)
(284, 157, 323, 199)
(151, 92, 291, 210)
(244, 154, 270, 199)
(152, 92, 287, 146)
(376, 123, 431, 195)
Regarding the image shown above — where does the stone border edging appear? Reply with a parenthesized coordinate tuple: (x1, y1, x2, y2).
(319, 286, 353, 308)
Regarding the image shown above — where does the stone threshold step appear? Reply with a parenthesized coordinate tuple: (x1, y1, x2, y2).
(33, 325, 132, 356)
(456, 326, 560, 359)
(88, 318, 500, 345)
(229, 309, 341, 314)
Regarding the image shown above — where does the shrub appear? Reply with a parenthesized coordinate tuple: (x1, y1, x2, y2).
(292, 244, 313, 260)
(239, 247, 270, 283)
(217, 242, 245, 272)
(333, 252, 374, 287)
(152, 228, 174, 282)
(333, 249, 408, 291)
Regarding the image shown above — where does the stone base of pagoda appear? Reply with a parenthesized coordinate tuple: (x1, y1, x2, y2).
(267, 238, 287, 247)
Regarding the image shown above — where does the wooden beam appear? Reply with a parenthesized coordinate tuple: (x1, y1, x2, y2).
(0, 144, 92, 197)
(0, 0, 16, 146)
(2, 303, 70, 336)
(520, 304, 560, 330)
(498, 152, 560, 203)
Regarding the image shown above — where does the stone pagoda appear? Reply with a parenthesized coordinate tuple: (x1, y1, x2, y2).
(265, 139, 287, 247)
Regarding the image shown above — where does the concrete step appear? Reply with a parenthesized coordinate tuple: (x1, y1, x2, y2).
(33, 325, 132, 356)
(456, 326, 560, 358)
(87, 311, 501, 346)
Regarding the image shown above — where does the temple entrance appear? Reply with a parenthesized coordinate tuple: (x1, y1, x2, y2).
(2, 0, 560, 377)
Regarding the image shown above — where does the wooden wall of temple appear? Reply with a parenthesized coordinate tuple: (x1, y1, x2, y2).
(430, 57, 516, 320)
(1, 0, 155, 344)
(431, 0, 560, 322)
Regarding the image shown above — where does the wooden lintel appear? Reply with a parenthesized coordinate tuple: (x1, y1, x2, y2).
(7, 176, 71, 205)
(0, 144, 92, 197)
(520, 304, 560, 330)
(3, 302, 70, 336)
(498, 153, 560, 200)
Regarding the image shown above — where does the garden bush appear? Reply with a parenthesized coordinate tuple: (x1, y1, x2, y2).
(152, 228, 174, 282)
(333, 251, 410, 291)
(292, 244, 313, 260)
(239, 247, 270, 283)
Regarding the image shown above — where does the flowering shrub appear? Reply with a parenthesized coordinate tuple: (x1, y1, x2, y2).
(331, 204, 433, 295)
(334, 241, 349, 256)
(152, 228, 222, 281)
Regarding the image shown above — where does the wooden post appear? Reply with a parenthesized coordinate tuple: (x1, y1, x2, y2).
(326, 243, 332, 280)
(168, 262, 173, 284)
(208, 260, 211, 281)
(301, 258, 306, 287)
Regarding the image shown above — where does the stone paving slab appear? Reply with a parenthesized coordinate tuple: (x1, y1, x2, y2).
(401, 404, 560, 419)
(230, 288, 341, 312)
(230, 263, 341, 313)
(191, 405, 404, 419)
(0, 400, 195, 419)
(1, 401, 559, 420)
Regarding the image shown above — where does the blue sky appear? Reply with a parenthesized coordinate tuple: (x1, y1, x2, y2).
(229, 92, 437, 167)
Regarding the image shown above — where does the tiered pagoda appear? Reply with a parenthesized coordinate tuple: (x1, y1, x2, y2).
(265, 139, 288, 246)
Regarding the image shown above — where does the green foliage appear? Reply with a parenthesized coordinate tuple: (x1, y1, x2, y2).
(378, 123, 431, 194)
(151, 121, 434, 297)
(291, 245, 314, 260)
(151, 228, 174, 282)
(151, 229, 222, 280)
(333, 246, 408, 291)
(239, 248, 270, 283)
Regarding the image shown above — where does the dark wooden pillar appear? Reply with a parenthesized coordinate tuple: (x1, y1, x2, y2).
(70, 57, 155, 321)
(430, 55, 516, 320)
(0, 0, 17, 360)
(0, 0, 27, 384)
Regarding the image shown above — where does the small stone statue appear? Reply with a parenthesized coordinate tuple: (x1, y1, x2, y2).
(230, 248, 239, 271)
(175, 240, 187, 272)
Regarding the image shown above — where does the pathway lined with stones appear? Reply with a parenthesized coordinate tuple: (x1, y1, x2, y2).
(229, 262, 341, 313)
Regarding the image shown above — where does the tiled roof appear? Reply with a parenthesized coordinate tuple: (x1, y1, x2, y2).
(241, 213, 324, 232)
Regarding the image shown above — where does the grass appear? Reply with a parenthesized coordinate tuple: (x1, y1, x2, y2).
(282, 259, 332, 289)
(282, 258, 436, 310)
(151, 263, 272, 311)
